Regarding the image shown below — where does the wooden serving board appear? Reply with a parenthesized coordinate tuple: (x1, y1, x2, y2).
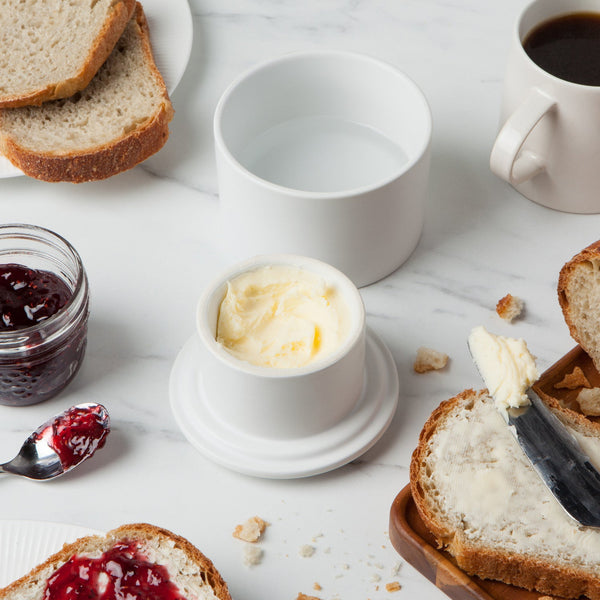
(532, 344, 600, 418)
(389, 485, 566, 600)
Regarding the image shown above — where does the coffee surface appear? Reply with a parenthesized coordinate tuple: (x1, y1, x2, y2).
(523, 12, 600, 86)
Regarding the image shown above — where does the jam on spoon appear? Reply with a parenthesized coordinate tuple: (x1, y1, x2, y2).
(44, 542, 188, 600)
(0, 403, 110, 480)
(33, 403, 110, 470)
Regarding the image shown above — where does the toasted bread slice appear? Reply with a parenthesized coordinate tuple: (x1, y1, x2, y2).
(558, 240, 600, 372)
(0, 3, 174, 182)
(410, 389, 600, 599)
(0, 0, 135, 108)
(0, 523, 231, 600)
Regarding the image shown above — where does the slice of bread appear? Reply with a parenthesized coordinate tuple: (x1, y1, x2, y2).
(410, 388, 600, 599)
(0, 3, 174, 182)
(0, 523, 231, 600)
(558, 241, 600, 372)
(0, 0, 135, 108)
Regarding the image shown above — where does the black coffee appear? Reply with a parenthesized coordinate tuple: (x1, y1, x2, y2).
(523, 12, 600, 86)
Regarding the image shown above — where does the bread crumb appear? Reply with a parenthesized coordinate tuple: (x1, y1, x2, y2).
(538, 596, 556, 600)
(299, 544, 315, 557)
(233, 516, 268, 543)
(554, 366, 590, 390)
(296, 594, 320, 600)
(577, 387, 600, 416)
(242, 543, 263, 567)
(414, 347, 449, 373)
(313, 583, 322, 591)
(496, 294, 524, 322)
(385, 581, 402, 592)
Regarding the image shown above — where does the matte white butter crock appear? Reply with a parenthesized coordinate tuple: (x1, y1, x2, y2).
(214, 51, 432, 287)
(195, 254, 366, 439)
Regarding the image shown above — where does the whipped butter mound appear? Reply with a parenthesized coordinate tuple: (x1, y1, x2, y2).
(216, 265, 350, 369)
(468, 325, 539, 417)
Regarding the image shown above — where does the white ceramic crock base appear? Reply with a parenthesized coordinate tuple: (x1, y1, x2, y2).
(169, 328, 399, 479)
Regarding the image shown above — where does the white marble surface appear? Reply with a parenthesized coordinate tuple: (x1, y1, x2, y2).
(1, 1, 598, 599)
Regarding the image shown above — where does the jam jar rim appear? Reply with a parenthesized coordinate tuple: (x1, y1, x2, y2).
(0, 223, 89, 354)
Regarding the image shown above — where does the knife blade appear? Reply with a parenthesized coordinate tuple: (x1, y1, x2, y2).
(506, 390, 600, 527)
(467, 330, 600, 528)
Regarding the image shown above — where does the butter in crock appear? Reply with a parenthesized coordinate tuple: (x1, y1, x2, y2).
(216, 265, 351, 368)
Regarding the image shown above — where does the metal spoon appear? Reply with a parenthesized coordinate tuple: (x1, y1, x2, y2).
(0, 402, 110, 480)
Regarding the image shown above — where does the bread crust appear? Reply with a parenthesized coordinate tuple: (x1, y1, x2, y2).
(0, 3, 174, 182)
(410, 389, 600, 600)
(537, 384, 600, 436)
(410, 390, 479, 549)
(1, 103, 172, 183)
(0, 0, 136, 108)
(558, 240, 600, 371)
(0, 522, 232, 600)
(109, 524, 232, 600)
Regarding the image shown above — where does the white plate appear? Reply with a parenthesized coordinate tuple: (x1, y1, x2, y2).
(169, 328, 399, 479)
(0, 0, 193, 179)
(0, 520, 102, 587)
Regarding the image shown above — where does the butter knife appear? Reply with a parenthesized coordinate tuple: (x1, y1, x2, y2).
(468, 337, 600, 528)
(505, 390, 600, 527)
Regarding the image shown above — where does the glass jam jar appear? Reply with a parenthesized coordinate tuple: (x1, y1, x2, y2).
(0, 224, 89, 406)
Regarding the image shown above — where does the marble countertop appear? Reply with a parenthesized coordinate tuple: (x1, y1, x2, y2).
(1, 1, 598, 599)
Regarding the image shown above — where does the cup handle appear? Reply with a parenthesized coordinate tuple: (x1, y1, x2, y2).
(490, 88, 557, 185)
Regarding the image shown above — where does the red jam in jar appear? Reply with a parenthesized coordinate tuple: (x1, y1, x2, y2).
(44, 542, 187, 600)
(1, 264, 72, 330)
(0, 225, 89, 406)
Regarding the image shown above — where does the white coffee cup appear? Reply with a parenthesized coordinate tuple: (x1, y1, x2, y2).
(490, 0, 600, 213)
(214, 51, 432, 287)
